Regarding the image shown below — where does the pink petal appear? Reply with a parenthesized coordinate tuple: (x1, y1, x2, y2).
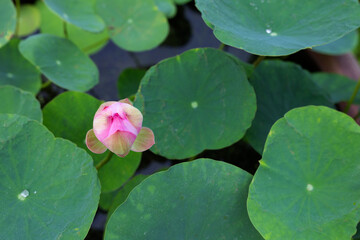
(131, 127, 155, 152)
(107, 113, 138, 136)
(102, 131, 137, 157)
(121, 103, 143, 132)
(93, 112, 112, 142)
(93, 102, 116, 142)
(119, 98, 133, 105)
(94, 101, 116, 117)
(86, 129, 107, 154)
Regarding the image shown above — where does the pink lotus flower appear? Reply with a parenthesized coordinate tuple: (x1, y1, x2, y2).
(86, 99, 155, 157)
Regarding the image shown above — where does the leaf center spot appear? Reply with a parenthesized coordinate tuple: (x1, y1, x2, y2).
(127, 19, 133, 24)
(17, 189, 29, 201)
(56, 60, 62, 66)
(191, 101, 198, 109)
(306, 184, 314, 192)
(6, 73, 14, 78)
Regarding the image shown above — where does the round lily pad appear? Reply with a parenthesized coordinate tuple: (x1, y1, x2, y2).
(105, 159, 262, 240)
(17, 4, 41, 37)
(19, 34, 99, 92)
(96, 0, 169, 52)
(155, 0, 177, 18)
(118, 68, 146, 99)
(0, 85, 42, 122)
(36, 0, 109, 55)
(312, 72, 360, 104)
(134, 48, 256, 159)
(0, 39, 41, 94)
(247, 106, 360, 240)
(0, 114, 100, 239)
(245, 60, 333, 154)
(195, 0, 360, 56)
(313, 30, 359, 55)
(0, 0, 16, 48)
(43, 0, 105, 32)
(42, 91, 141, 192)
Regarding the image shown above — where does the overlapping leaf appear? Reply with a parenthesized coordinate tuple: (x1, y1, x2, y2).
(17, 4, 41, 37)
(135, 48, 256, 159)
(245, 60, 333, 153)
(0, 39, 41, 94)
(248, 106, 360, 239)
(118, 68, 146, 99)
(312, 72, 360, 104)
(195, 0, 360, 56)
(43, 0, 105, 32)
(96, 0, 169, 51)
(105, 159, 262, 239)
(0, 85, 42, 122)
(37, 1, 109, 55)
(313, 30, 359, 55)
(19, 34, 99, 92)
(0, 114, 100, 239)
(155, 0, 177, 18)
(0, 0, 16, 48)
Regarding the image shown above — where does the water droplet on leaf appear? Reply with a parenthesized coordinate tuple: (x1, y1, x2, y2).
(266, 29, 278, 37)
(191, 101, 198, 109)
(18, 189, 29, 201)
(306, 184, 314, 192)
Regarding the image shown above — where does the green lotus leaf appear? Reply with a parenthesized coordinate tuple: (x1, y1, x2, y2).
(134, 48, 256, 159)
(0, 0, 16, 48)
(248, 106, 360, 240)
(245, 60, 333, 153)
(43, 0, 105, 32)
(96, 0, 169, 52)
(0, 39, 41, 94)
(118, 68, 146, 99)
(313, 30, 359, 55)
(0, 85, 42, 122)
(0, 114, 100, 239)
(105, 159, 262, 240)
(195, 0, 360, 56)
(17, 4, 41, 37)
(107, 174, 149, 219)
(19, 34, 99, 92)
(36, 0, 109, 55)
(155, 0, 177, 18)
(312, 72, 360, 104)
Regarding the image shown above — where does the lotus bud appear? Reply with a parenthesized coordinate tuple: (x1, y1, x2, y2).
(86, 99, 155, 157)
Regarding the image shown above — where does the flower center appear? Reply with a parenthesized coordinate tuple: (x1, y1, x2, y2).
(107, 112, 138, 136)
